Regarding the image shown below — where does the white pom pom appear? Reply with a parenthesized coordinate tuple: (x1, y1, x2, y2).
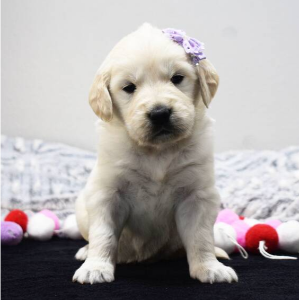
(214, 222, 237, 254)
(277, 221, 299, 253)
(61, 214, 82, 240)
(27, 213, 55, 241)
(244, 218, 261, 227)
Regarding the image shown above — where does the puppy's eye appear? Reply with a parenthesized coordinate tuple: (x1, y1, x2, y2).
(171, 74, 184, 85)
(122, 83, 136, 94)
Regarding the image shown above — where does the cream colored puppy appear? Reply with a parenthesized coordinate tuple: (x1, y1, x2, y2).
(73, 24, 238, 284)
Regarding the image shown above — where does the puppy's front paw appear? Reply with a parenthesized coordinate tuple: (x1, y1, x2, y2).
(190, 260, 238, 284)
(75, 245, 89, 261)
(72, 258, 115, 284)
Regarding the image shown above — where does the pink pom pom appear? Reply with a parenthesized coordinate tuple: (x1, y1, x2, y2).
(264, 219, 282, 229)
(40, 209, 60, 230)
(216, 209, 239, 225)
(231, 220, 250, 248)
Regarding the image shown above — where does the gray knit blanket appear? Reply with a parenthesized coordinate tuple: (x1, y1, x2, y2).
(1, 135, 298, 222)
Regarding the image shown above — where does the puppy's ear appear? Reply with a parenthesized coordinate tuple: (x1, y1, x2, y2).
(196, 59, 219, 108)
(89, 71, 113, 122)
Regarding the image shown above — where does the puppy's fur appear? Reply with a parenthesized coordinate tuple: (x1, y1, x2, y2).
(73, 24, 238, 284)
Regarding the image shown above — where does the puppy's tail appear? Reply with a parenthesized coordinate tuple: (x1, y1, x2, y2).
(214, 246, 230, 260)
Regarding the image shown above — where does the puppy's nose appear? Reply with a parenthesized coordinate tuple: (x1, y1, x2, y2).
(148, 106, 172, 126)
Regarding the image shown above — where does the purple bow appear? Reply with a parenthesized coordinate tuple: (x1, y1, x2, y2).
(162, 28, 206, 65)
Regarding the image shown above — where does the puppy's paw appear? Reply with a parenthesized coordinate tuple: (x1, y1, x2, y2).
(72, 258, 115, 284)
(190, 260, 238, 284)
(75, 245, 89, 261)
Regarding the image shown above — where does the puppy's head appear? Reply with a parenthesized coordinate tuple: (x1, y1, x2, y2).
(89, 24, 219, 148)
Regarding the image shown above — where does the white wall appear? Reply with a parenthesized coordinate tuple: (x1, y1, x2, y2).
(2, 0, 298, 152)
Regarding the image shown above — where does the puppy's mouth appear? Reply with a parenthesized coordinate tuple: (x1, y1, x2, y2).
(149, 123, 183, 143)
(152, 127, 174, 138)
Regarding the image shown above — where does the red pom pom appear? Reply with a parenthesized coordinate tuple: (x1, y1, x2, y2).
(5, 210, 28, 232)
(239, 216, 245, 220)
(245, 224, 279, 253)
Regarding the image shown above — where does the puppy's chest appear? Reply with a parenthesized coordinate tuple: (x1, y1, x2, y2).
(118, 153, 198, 209)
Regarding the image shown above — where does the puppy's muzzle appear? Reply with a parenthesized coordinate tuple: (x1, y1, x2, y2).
(148, 105, 176, 138)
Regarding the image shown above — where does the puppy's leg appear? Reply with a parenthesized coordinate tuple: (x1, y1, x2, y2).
(74, 191, 90, 261)
(175, 188, 238, 283)
(73, 191, 129, 284)
(75, 190, 90, 241)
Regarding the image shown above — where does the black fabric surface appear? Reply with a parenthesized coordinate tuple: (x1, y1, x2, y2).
(2, 237, 299, 300)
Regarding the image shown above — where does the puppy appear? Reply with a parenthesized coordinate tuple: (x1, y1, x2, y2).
(72, 23, 238, 284)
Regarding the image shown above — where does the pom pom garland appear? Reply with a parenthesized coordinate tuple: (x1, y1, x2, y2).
(246, 224, 279, 253)
(4, 206, 297, 262)
(56, 214, 82, 240)
(1, 221, 23, 246)
(243, 218, 261, 227)
(214, 222, 248, 258)
(264, 219, 282, 229)
(214, 222, 236, 254)
(5, 209, 28, 232)
(231, 220, 250, 248)
(3, 209, 83, 241)
(277, 221, 299, 253)
(27, 213, 55, 241)
(215, 209, 298, 260)
(245, 224, 297, 259)
(216, 209, 239, 225)
(40, 209, 60, 230)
